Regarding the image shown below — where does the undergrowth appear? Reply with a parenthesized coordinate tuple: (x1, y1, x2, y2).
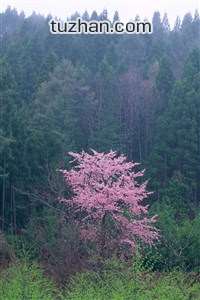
(0, 259, 199, 300)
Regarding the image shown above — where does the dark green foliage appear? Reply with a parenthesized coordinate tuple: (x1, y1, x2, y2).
(156, 56, 174, 104)
(149, 50, 200, 206)
(145, 201, 200, 271)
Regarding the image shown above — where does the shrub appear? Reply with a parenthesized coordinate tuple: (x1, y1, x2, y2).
(146, 202, 200, 271)
(23, 208, 83, 283)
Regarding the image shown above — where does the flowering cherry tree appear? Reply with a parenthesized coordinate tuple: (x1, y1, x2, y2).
(60, 150, 158, 256)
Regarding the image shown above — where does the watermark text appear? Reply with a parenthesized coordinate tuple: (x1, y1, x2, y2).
(49, 18, 153, 34)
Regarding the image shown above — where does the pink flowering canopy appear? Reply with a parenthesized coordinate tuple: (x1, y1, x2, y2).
(60, 150, 158, 253)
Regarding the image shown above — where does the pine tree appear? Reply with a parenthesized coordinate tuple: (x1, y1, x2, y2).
(156, 56, 174, 111)
(82, 10, 89, 21)
(90, 10, 99, 21)
(32, 60, 93, 159)
(149, 49, 200, 207)
(173, 16, 181, 32)
(162, 13, 170, 32)
(152, 11, 162, 34)
(113, 11, 120, 22)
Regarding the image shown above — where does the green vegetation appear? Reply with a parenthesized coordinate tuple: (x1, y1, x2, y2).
(0, 262, 58, 300)
(66, 270, 200, 300)
(0, 261, 199, 300)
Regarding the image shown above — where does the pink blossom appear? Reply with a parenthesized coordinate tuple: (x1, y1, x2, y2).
(60, 150, 159, 254)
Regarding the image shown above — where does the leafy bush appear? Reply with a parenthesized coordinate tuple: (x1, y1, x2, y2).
(23, 208, 83, 283)
(146, 201, 200, 271)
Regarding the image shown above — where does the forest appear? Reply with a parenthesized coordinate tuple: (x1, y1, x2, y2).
(0, 6, 200, 299)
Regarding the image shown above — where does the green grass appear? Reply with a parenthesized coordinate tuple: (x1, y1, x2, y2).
(65, 270, 200, 300)
(0, 262, 199, 300)
(0, 262, 60, 300)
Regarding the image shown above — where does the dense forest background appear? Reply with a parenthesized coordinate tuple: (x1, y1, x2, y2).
(0, 6, 200, 285)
